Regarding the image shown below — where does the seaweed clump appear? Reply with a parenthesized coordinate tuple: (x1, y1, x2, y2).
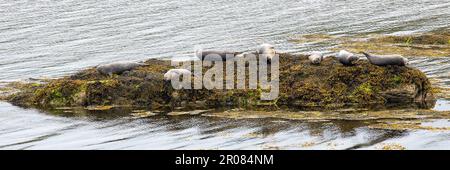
(2, 54, 436, 111)
(276, 54, 434, 109)
(337, 30, 450, 57)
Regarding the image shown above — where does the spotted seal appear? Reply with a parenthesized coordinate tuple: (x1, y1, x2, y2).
(163, 69, 192, 81)
(96, 62, 148, 76)
(257, 43, 276, 61)
(195, 50, 240, 61)
(308, 52, 323, 65)
(362, 52, 409, 66)
(336, 50, 359, 66)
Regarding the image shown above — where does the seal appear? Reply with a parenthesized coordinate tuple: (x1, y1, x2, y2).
(308, 52, 323, 65)
(196, 50, 240, 61)
(336, 50, 359, 66)
(257, 43, 276, 61)
(163, 69, 192, 91)
(235, 52, 258, 59)
(362, 52, 409, 66)
(96, 62, 148, 76)
(163, 69, 192, 81)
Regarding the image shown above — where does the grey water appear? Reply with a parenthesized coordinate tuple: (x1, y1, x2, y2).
(0, 0, 449, 149)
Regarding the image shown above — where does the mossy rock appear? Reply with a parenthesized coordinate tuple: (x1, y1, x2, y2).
(4, 54, 436, 110)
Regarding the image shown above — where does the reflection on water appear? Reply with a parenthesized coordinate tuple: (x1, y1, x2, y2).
(0, 102, 448, 150)
(0, 0, 450, 149)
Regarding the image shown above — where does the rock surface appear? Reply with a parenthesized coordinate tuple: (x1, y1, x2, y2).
(2, 53, 436, 110)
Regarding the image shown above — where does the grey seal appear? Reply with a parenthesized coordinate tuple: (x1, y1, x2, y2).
(96, 62, 148, 76)
(235, 52, 257, 59)
(257, 43, 276, 61)
(257, 43, 277, 61)
(164, 69, 192, 81)
(195, 50, 240, 61)
(308, 52, 323, 65)
(336, 50, 359, 66)
(362, 52, 409, 66)
(163, 69, 192, 90)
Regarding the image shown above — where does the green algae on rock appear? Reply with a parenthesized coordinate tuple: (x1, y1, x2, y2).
(290, 29, 450, 57)
(336, 34, 450, 57)
(336, 30, 450, 57)
(202, 108, 450, 121)
(2, 53, 436, 110)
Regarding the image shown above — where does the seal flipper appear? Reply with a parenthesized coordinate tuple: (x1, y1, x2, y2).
(361, 52, 371, 58)
(361, 52, 372, 63)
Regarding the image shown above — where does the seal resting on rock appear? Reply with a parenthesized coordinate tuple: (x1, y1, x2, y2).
(308, 52, 323, 65)
(96, 62, 148, 76)
(163, 69, 192, 90)
(195, 50, 240, 61)
(336, 50, 359, 66)
(362, 52, 409, 66)
(235, 52, 258, 59)
(257, 43, 276, 61)
(163, 69, 192, 81)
